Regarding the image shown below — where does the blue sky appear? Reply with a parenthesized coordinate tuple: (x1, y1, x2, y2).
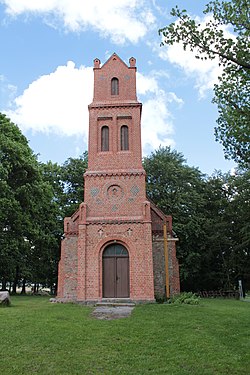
(0, 0, 236, 175)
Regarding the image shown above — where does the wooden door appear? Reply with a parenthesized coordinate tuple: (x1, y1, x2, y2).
(103, 244, 129, 298)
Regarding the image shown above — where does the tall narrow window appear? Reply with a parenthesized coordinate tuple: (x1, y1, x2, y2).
(111, 77, 119, 95)
(121, 125, 129, 151)
(101, 126, 109, 151)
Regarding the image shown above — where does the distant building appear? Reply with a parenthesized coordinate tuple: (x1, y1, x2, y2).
(57, 53, 180, 303)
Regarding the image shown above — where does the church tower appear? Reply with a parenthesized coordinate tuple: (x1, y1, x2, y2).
(57, 53, 179, 303)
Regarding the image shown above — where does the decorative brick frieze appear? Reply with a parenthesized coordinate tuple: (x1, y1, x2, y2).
(84, 170, 146, 178)
(64, 231, 79, 236)
(88, 103, 141, 110)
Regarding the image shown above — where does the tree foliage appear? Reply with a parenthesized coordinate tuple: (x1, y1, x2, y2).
(60, 152, 88, 217)
(0, 113, 61, 292)
(202, 170, 250, 291)
(144, 146, 250, 291)
(143, 147, 208, 289)
(159, 0, 250, 167)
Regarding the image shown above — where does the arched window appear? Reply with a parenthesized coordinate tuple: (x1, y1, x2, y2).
(101, 126, 109, 151)
(103, 244, 128, 257)
(111, 77, 119, 95)
(121, 125, 129, 151)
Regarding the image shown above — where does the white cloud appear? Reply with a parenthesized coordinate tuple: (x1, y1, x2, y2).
(137, 72, 158, 95)
(159, 15, 235, 97)
(159, 42, 221, 98)
(6, 61, 93, 144)
(5, 62, 181, 155)
(0, 75, 17, 108)
(141, 95, 175, 155)
(137, 72, 183, 154)
(1, 0, 155, 44)
(165, 92, 184, 106)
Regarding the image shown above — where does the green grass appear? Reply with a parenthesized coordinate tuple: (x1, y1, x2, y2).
(0, 297, 249, 374)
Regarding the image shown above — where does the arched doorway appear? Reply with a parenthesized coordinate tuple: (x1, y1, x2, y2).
(102, 243, 129, 298)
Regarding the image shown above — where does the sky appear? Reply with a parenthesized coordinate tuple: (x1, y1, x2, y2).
(0, 0, 236, 175)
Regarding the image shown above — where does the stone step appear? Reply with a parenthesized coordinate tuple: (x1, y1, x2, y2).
(96, 299, 135, 307)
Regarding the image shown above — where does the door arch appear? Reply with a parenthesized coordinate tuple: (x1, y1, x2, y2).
(102, 243, 129, 298)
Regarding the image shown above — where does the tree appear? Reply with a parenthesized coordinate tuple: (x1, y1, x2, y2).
(202, 170, 250, 291)
(159, 0, 250, 167)
(227, 169, 250, 291)
(144, 147, 250, 292)
(60, 152, 88, 217)
(0, 113, 38, 289)
(201, 172, 235, 290)
(143, 146, 207, 290)
(0, 113, 61, 292)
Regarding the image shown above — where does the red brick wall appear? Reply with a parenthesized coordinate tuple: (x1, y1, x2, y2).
(92, 54, 137, 104)
(87, 105, 143, 172)
(84, 173, 147, 219)
(76, 221, 155, 302)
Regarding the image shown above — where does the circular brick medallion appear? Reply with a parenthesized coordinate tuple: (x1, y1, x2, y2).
(107, 184, 124, 201)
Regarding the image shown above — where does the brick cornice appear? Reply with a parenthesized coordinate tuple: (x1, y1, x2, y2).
(64, 231, 79, 236)
(88, 102, 142, 110)
(86, 219, 150, 225)
(84, 169, 146, 178)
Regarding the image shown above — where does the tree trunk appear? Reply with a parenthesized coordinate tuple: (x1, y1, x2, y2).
(1, 279, 7, 291)
(12, 282, 17, 294)
(12, 266, 19, 294)
(33, 283, 39, 293)
(21, 278, 26, 294)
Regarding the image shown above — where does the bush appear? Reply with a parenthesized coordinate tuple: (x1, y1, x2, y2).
(168, 292, 200, 305)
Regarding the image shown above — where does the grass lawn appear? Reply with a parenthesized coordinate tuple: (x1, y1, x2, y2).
(0, 296, 249, 375)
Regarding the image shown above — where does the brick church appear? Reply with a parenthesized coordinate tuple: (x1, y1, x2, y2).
(57, 53, 180, 303)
